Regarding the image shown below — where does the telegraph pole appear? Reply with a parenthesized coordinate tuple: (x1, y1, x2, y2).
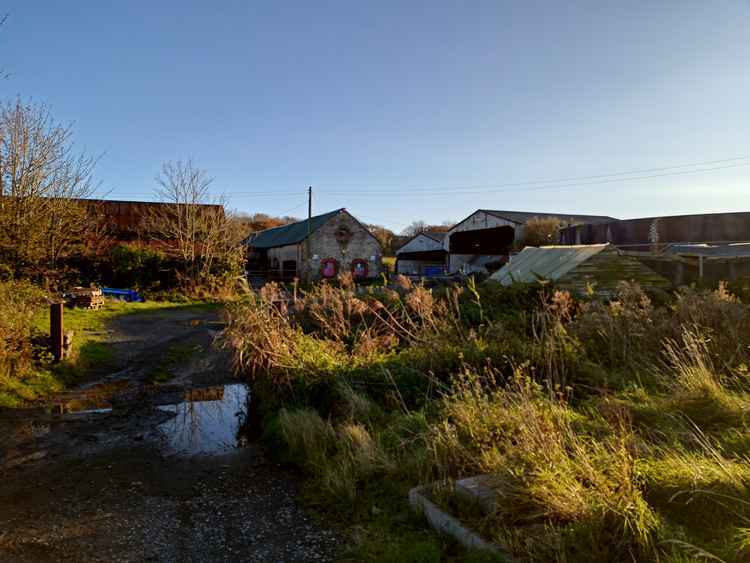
(305, 187, 312, 277)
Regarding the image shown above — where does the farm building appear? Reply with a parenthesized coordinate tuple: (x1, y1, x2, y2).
(631, 242, 750, 286)
(490, 244, 670, 296)
(74, 198, 225, 246)
(244, 208, 383, 283)
(395, 231, 448, 277)
(444, 210, 616, 274)
(559, 211, 750, 249)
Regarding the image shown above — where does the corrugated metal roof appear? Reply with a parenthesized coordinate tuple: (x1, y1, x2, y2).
(482, 209, 616, 226)
(424, 231, 448, 242)
(491, 244, 611, 285)
(244, 208, 344, 249)
(665, 243, 750, 258)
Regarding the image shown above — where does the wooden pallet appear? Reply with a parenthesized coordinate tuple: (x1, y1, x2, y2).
(67, 287, 105, 309)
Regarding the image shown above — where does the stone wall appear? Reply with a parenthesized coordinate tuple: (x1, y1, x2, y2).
(305, 211, 383, 281)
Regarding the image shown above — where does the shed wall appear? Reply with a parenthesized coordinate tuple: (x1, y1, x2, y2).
(443, 211, 519, 251)
(398, 234, 444, 254)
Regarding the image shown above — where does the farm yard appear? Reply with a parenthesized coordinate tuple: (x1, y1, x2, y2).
(5, 271, 750, 561)
(3, 3, 750, 561)
(3, 125, 750, 559)
(0, 296, 339, 562)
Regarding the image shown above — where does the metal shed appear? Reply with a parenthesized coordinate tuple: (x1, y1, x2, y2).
(491, 244, 670, 295)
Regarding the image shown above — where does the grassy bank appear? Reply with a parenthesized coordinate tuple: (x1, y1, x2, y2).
(0, 296, 219, 408)
(224, 277, 750, 562)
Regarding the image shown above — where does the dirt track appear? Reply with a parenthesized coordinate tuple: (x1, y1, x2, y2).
(0, 306, 337, 562)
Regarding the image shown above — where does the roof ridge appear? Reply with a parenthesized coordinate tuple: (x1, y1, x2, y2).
(250, 208, 344, 236)
(244, 208, 346, 248)
(481, 208, 616, 217)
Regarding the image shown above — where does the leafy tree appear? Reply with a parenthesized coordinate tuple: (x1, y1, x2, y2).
(520, 216, 567, 248)
(366, 224, 396, 255)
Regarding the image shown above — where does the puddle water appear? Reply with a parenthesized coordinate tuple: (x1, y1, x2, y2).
(156, 384, 250, 456)
(51, 381, 130, 415)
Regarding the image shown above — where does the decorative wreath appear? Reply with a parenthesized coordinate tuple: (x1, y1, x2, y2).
(334, 225, 353, 244)
(320, 258, 338, 278)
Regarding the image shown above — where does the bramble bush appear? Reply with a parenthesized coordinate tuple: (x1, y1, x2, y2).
(0, 280, 46, 376)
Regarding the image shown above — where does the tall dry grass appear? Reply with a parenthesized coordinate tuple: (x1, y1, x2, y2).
(222, 276, 465, 386)
(428, 368, 658, 560)
(227, 275, 750, 561)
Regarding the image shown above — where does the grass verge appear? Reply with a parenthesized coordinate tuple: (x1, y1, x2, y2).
(0, 298, 219, 407)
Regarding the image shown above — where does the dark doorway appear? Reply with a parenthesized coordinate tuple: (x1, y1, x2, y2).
(449, 226, 515, 254)
(281, 260, 298, 282)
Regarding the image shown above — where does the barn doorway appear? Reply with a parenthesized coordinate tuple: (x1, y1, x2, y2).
(281, 260, 298, 282)
(448, 225, 516, 254)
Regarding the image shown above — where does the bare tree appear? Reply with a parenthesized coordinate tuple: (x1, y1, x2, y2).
(0, 15, 10, 80)
(0, 99, 97, 277)
(401, 220, 451, 237)
(401, 220, 429, 237)
(150, 160, 244, 285)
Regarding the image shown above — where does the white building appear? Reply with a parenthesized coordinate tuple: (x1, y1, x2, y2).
(395, 231, 448, 276)
(443, 210, 615, 274)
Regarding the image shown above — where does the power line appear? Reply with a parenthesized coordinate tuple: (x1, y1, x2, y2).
(319, 155, 750, 194)
(317, 161, 750, 198)
(220, 154, 750, 197)
(275, 200, 309, 216)
(100, 154, 750, 201)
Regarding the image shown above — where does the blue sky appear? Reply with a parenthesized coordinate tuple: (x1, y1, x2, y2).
(2, 1, 749, 232)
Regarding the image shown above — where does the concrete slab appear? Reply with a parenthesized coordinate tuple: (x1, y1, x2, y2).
(408, 484, 514, 561)
(455, 474, 501, 515)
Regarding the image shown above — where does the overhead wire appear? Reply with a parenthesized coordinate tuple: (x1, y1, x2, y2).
(100, 154, 750, 202)
(317, 155, 750, 194)
(317, 161, 750, 197)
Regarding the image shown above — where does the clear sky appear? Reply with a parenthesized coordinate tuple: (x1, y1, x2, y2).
(2, 1, 749, 232)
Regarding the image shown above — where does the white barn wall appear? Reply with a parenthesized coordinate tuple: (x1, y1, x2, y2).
(444, 211, 521, 273)
(397, 234, 443, 254)
(267, 244, 301, 269)
(443, 211, 521, 251)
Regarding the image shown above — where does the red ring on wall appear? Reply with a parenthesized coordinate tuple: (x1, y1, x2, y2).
(320, 258, 338, 278)
(351, 259, 368, 278)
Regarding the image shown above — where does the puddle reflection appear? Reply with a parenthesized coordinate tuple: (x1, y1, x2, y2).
(157, 384, 249, 456)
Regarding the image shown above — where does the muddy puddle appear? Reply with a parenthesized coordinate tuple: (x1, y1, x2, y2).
(50, 380, 130, 415)
(156, 383, 250, 456)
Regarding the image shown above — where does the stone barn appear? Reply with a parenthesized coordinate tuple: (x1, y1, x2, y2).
(244, 208, 383, 284)
(444, 209, 616, 274)
(395, 231, 448, 277)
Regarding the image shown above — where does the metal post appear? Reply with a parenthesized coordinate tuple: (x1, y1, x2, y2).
(308, 186, 312, 225)
(305, 186, 312, 280)
(50, 302, 64, 362)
